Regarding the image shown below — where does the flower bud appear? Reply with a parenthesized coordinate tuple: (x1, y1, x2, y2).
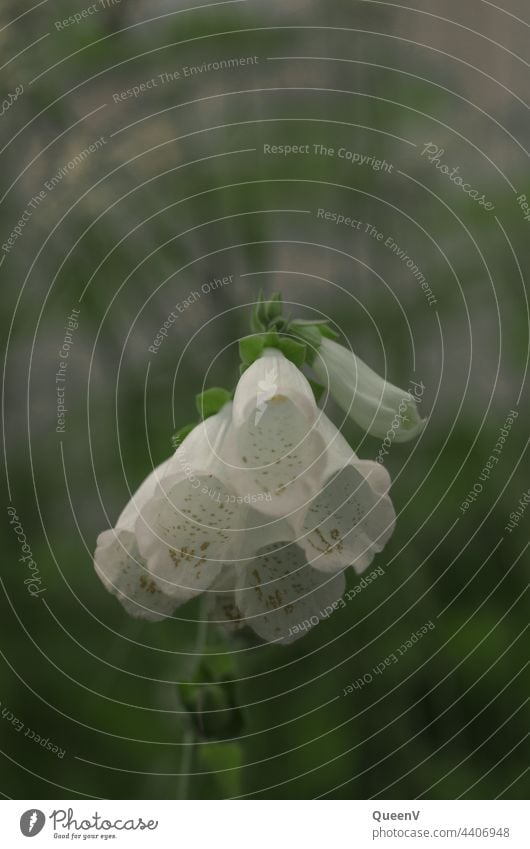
(314, 338, 426, 442)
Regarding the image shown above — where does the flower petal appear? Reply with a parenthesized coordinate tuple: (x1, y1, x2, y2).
(236, 542, 346, 644)
(208, 566, 245, 631)
(314, 338, 425, 442)
(169, 403, 234, 481)
(233, 348, 317, 427)
(94, 457, 189, 618)
(208, 513, 298, 631)
(316, 409, 392, 496)
(232, 349, 326, 516)
(117, 460, 174, 530)
(135, 471, 247, 601)
(94, 528, 178, 621)
(298, 462, 396, 574)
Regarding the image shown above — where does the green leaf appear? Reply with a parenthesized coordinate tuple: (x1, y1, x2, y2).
(239, 334, 265, 365)
(195, 387, 232, 420)
(278, 337, 306, 368)
(171, 422, 196, 449)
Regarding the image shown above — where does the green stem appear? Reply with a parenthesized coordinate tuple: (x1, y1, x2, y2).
(176, 597, 210, 799)
(176, 727, 195, 800)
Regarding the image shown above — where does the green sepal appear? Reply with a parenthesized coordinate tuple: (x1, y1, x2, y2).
(277, 336, 306, 368)
(320, 324, 340, 340)
(289, 319, 328, 327)
(262, 330, 280, 348)
(250, 311, 266, 333)
(289, 318, 339, 341)
(256, 291, 268, 329)
(250, 292, 266, 333)
(171, 422, 196, 450)
(195, 387, 232, 420)
(264, 292, 283, 320)
(267, 315, 287, 331)
(245, 297, 337, 372)
(240, 330, 306, 369)
(250, 291, 285, 333)
(239, 334, 265, 366)
(288, 323, 322, 365)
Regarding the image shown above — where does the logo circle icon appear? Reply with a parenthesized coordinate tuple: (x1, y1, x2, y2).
(20, 810, 45, 837)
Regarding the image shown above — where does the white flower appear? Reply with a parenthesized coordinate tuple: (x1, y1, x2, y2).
(94, 403, 302, 626)
(292, 412, 396, 574)
(209, 538, 345, 645)
(94, 352, 397, 643)
(231, 348, 326, 516)
(134, 403, 253, 603)
(313, 337, 425, 442)
(94, 458, 180, 621)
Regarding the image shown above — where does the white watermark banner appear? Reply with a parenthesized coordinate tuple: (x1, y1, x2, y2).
(0, 800, 527, 847)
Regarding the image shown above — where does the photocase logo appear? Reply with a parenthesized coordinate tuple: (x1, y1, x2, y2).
(254, 365, 279, 425)
(20, 809, 45, 837)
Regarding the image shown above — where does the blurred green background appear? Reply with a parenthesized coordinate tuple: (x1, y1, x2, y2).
(1, 0, 528, 799)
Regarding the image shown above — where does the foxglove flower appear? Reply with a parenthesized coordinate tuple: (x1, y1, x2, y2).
(94, 299, 414, 644)
(135, 403, 266, 603)
(210, 537, 345, 645)
(231, 348, 326, 517)
(313, 337, 425, 442)
(293, 412, 396, 574)
(94, 458, 180, 621)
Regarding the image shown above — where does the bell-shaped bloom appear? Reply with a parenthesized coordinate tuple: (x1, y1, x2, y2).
(94, 459, 180, 621)
(231, 348, 326, 518)
(313, 337, 425, 442)
(292, 412, 396, 574)
(135, 403, 262, 603)
(209, 536, 346, 645)
(94, 355, 397, 641)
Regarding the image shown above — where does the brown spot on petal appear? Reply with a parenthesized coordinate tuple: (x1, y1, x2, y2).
(139, 575, 157, 594)
(223, 602, 242, 622)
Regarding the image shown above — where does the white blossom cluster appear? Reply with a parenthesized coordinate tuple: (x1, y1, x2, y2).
(94, 341, 424, 644)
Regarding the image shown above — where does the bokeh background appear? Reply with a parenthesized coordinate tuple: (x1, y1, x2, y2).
(1, 0, 528, 799)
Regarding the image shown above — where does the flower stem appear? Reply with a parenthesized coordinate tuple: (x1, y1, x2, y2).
(176, 597, 210, 799)
(176, 727, 195, 800)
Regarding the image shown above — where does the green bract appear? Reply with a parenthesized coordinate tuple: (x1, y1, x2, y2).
(240, 291, 337, 383)
(195, 387, 233, 420)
